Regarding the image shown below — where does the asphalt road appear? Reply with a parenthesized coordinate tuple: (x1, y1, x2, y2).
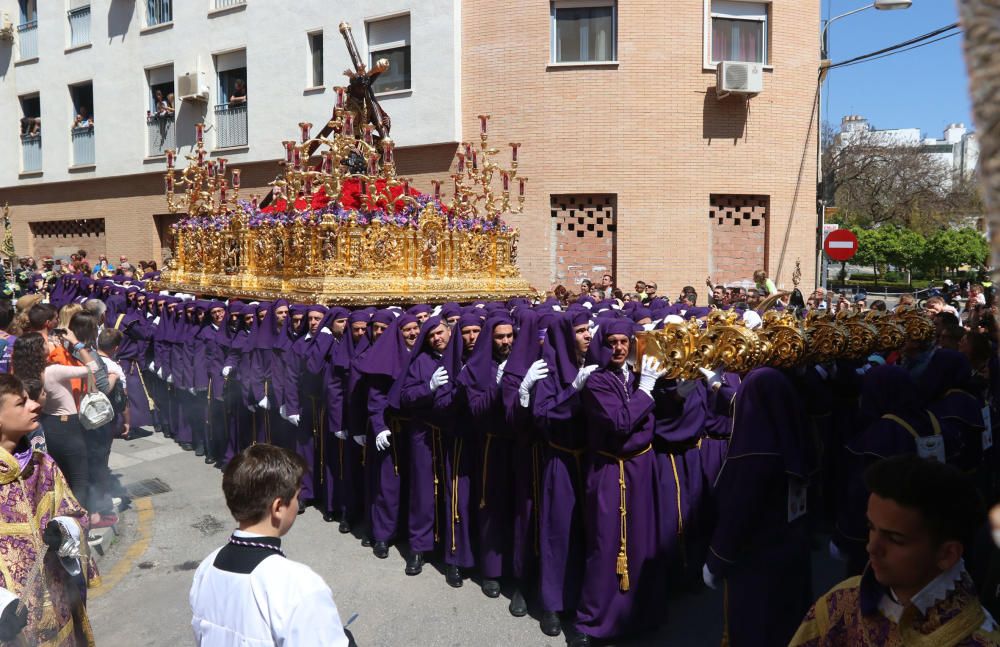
(88, 430, 846, 646)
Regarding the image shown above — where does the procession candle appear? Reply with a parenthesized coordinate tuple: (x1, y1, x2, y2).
(479, 115, 489, 135)
(217, 158, 228, 176)
(457, 153, 465, 174)
(464, 143, 472, 159)
(402, 179, 410, 196)
(510, 143, 520, 163)
(322, 153, 332, 174)
(360, 179, 367, 195)
(367, 155, 378, 175)
(363, 125, 374, 146)
(343, 113, 354, 138)
(300, 122, 312, 143)
(197, 148, 206, 164)
(471, 150, 478, 170)
(165, 174, 174, 193)
(501, 171, 509, 192)
(304, 177, 313, 195)
(231, 168, 241, 188)
(519, 177, 526, 197)
(382, 139, 394, 165)
(195, 123, 204, 145)
(220, 180, 228, 202)
(293, 148, 302, 171)
(165, 149, 175, 168)
(432, 180, 441, 199)
(334, 86, 345, 109)
(206, 162, 216, 178)
(284, 141, 295, 163)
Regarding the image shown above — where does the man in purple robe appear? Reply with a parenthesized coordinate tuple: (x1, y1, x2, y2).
(434, 312, 483, 587)
(703, 366, 817, 647)
(199, 302, 228, 466)
(531, 311, 598, 637)
(358, 313, 419, 559)
(458, 315, 516, 600)
(398, 316, 452, 576)
(570, 320, 665, 646)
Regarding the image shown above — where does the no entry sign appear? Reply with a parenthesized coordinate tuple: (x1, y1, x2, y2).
(823, 229, 858, 262)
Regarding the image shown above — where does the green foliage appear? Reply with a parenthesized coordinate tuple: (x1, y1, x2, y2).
(839, 225, 987, 284)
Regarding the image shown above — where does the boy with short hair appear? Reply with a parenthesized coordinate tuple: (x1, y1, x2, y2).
(190, 445, 352, 646)
(791, 455, 999, 645)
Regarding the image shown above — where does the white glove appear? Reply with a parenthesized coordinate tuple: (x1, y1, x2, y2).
(572, 364, 599, 391)
(375, 430, 392, 451)
(429, 366, 449, 392)
(334, 430, 347, 440)
(518, 359, 550, 406)
(247, 404, 256, 412)
(148, 361, 156, 371)
(814, 364, 829, 381)
(638, 356, 665, 395)
(156, 367, 163, 379)
(855, 363, 872, 376)
(257, 396, 269, 410)
(353, 435, 366, 447)
(187, 387, 196, 395)
(702, 563, 719, 590)
(166, 374, 174, 384)
(279, 404, 288, 420)
(698, 367, 723, 391)
(288, 415, 301, 427)
(222, 366, 233, 378)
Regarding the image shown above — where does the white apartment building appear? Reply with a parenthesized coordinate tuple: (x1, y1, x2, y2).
(836, 114, 980, 184)
(0, 0, 459, 259)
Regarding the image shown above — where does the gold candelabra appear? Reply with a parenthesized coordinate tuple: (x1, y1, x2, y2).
(164, 123, 243, 217)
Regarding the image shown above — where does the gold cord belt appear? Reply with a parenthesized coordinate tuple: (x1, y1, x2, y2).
(451, 437, 463, 554)
(547, 441, 587, 493)
(595, 444, 653, 592)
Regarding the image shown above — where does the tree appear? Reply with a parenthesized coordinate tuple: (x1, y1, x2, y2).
(882, 226, 926, 285)
(920, 227, 989, 277)
(822, 122, 984, 234)
(850, 226, 892, 283)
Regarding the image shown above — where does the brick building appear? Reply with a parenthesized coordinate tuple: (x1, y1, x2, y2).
(0, 0, 819, 295)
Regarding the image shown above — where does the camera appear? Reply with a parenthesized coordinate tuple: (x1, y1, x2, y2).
(53, 328, 67, 336)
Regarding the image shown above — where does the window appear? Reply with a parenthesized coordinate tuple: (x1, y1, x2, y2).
(67, 2, 92, 48)
(17, 0, 38, 61)
(710, 1, 768, 65)
(19, 95, 42, 173)
(18, 0, 36, 23)
(551, 1, 616, 64)
(70, 82, 95, 166)
(308, 31, 324, 87)
(215, 50, 248, 148)
(366, 15, 411, 94)
(146, 0, 172, 27)
(147, 66, 175, 156)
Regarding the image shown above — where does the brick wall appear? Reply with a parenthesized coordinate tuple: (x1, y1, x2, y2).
(550, 194, 615, 289)
(709, 194, 768, 286)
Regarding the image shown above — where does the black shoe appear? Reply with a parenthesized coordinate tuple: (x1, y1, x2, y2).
(204, 455, 215, 464)
(179, 442, 193, 451)
(540, 611, 562, 637)
(338, 519, 351, 534)
(508, 589, 528, 617)
(361, 535, 374, 548)
(481, 579, 501, 598)
(373, 541, 389, 559)
(445, 565, 463, 588)
(405, 552, 424, 576)
(568, 633, 591, 647)
(322, 512, 335, 523)
(194, 447, 205, 457)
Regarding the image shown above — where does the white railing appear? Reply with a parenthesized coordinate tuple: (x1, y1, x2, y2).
(20, 134, 42, 173)
(147, 115, 175, 156)
(146, 0, 172, 26)
(68, 6, 91, 48)
(72, 126, 95, 166)
(214, 103, 248, 148)
(214, 0, 246, 8)
(17, 21, 38, 61)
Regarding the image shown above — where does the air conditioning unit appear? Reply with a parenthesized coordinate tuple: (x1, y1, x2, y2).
(178, 71, 210, 102)
(716, 61, 764, 99)
(0, 13, 14, 42)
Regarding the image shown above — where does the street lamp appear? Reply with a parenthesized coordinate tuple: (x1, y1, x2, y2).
(822, 1, 913, 59)
(816, 0, 911, 289)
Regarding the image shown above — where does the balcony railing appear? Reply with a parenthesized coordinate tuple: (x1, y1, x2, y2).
(17, 21, 38, 61)
(72, 126, 95, 166)
(214, 103, 248, 148)
(147, 115, 176, 157)
(214, 0, 246, 8)
(68, 6, 91, 48)
(146, 0, 172, 27)
(20, 134, 42, 173)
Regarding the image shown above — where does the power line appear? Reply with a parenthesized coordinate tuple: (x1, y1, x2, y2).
(827, 22, 960, 70)
(829, 30, 961, 70)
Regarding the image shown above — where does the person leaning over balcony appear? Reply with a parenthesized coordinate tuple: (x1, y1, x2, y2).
(72, 106, 93, 129)
(754, 269, 777, 296)
(229, 79, 247, 106)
